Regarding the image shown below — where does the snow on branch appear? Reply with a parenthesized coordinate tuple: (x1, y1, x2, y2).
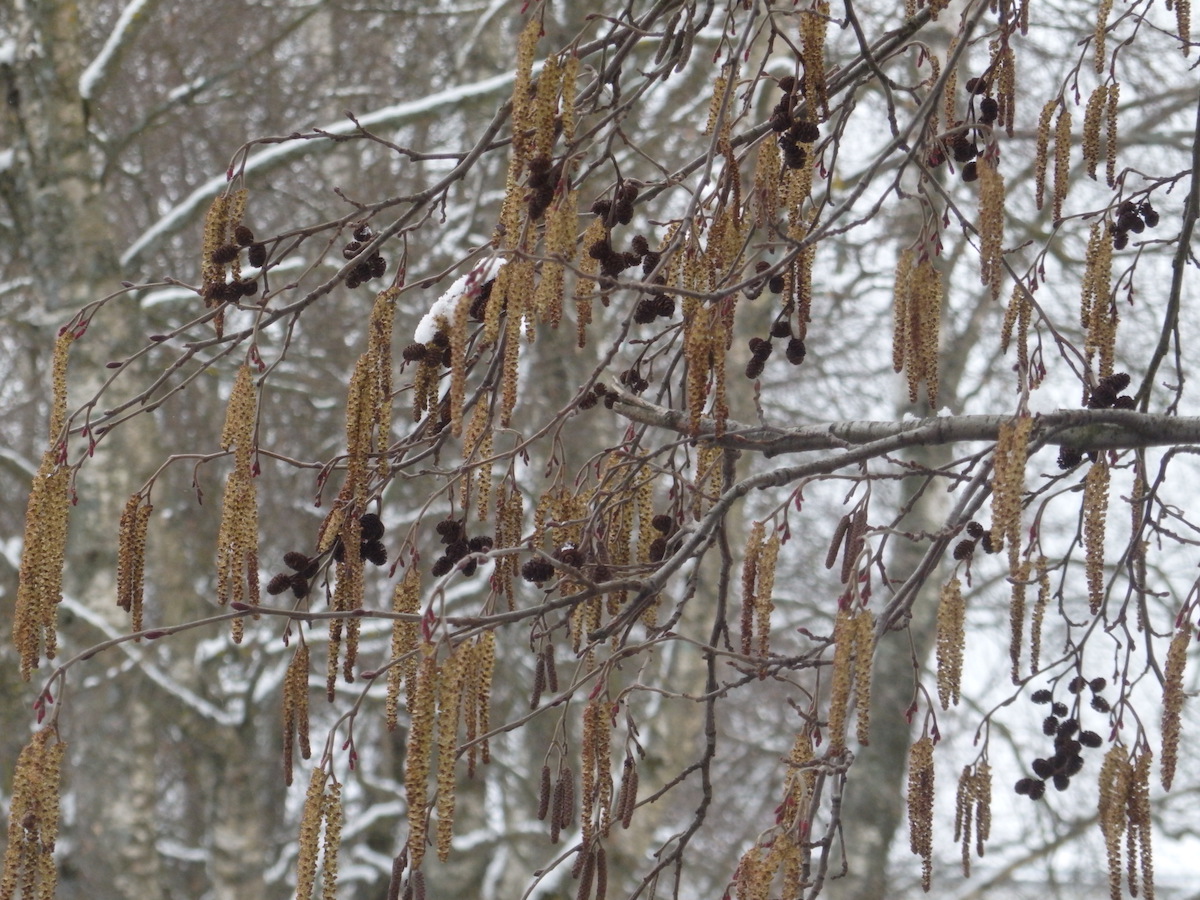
(607, 387, 1200, 456)
(120, 71, 518, 268)
(79, 0, 164, 101)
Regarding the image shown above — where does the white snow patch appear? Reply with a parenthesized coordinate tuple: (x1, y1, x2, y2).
(121, 71, 518, 267)
(79, 0, 153, 100)
(414, 256, 502, 344)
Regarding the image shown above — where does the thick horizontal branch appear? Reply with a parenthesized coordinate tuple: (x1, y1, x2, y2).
(608, 389, 1200, 456)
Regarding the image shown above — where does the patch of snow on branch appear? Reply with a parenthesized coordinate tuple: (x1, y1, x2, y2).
(79, 0, 154, 100)
(414, 257, 501, 344)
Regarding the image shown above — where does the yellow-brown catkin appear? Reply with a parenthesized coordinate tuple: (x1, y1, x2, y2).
(827, 608, 856, 751)
(853, 608, 874, 745)
(1160, 625, 1189, 790)
(1031, 556, 1050, 673)
(575, 219, 605, 348)
(532, 53, 562, 161)
(500, 258, 535, 427)
(1083, 224, 1117, 377)
(799, 0, 830, 118)
(941, 38, 958, 139)
(1128, 749, 1154, 899)
(996, 43, 1016, 137)
(116, 494, 152, 636)
(756, 533, 781, 662)
(1099, 745, 1132, 900)
(897, 256, 943, 406)
(907, 735, 936, 891)
(14, 330, 77, 678)
(406, 650, 438, 871)
(1095, 0, 1114, 72)
(752, 138, 782, 229)
(936, 577, 966, 709)
(295, 766, 329, 900)
(1105, 82, 1120, 187)
(1053, 108, 1072, 222)
(367, 288, 397, 477)
(510, 15, 541, 166)
(215, 365, 260, 633)
(990, 416, 1032, 569)
(1009, 557, 1031, 684)
(893, 248, 914, 374)
(978, 157, 1005, 301)
(320, 780, 343, 900)
(0, 727, 66, 900)
(740, 521, 764, 658)
(1000, 282, 1032, 389)
(435, 645, 466, 862)
(1083, 84, 1107, 180)
(473, 631, 496, 771)
(1083, 458, 1110, 615)
(582, 699, 614, 843)
(1034, 100, 1057, 211)
(282, 644, 312, 786)
(703, 68, 730, 137)
(733, 844, 775, 900)
(1174, 0, 1192, 54)
(953, 762, 992, 876)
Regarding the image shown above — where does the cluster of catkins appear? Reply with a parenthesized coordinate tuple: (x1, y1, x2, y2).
(1111, 199, 1159, 250)
(266, 513, 387, 599)
(1015, 678, 1109, 800)
(768, 76, 820, 170)
(429, 519, 493, 577)
(1057, 372, 1133, 469)
(342, 224, 387, 289)
(206, 224, 261, 303)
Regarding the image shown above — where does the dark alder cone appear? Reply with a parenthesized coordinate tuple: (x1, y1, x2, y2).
(234, 224, 255, 246)
(346, 272, 362, 290)
(768, 273, 786, 294)
(554, 545, 584, 568)
(1091, 695, 1111, 713)
(1089, 677, 1108, 692)
(444, 540, 470, 564)
(528, 185, 555, 220)
(368, 255, 387, 279)
(965, 76, 989, 94)
(966, 521, 985, 539)
(362, 540, 388, 567)
(648, 536, 668, 562)
(211, 243, 240, 265)
(247, 243, 267, 268)
(462, 559, 478, 577)
(431, 556, 453, 577)
(1140, 201, 1159, 227)
(1031, 758, 1053, 778)
(633, 299, 658, 324)
(1088, 383, 1117, 408)
(748, 337, 772, 359)
(1014, 778, 1034, 795)
(353, 223, 374, 241)
(953, 141, 979, 163)
(1068, 676, 1088, 693)
(343, 241, 363, 260)
(962, 161, 979, 182)
(785, 338, 807, 365)
(770, 319, 792, 339)
(1079, 730, 1103, 748)
(778, 75, 796, 94)
(980, 531, 996, 553)
(1031, 689, 1053, 704)
(1113, 394, 1136, 409)
(652, 294, 675, 318)
(1057, 718, 1079, 737)
(591, 198, 611, 221)
(592, 564, 611, 582)
(332, 540, 346, 563)
(979, 97, 999, 123)
(790, 120, 820, 143)
(782, 140, 807, 170)
(927, 146, 947, 167)
(618, 182, 640, 204)
(769, 104, 791, 133)
(429, 330, 450, 349)
(402, 343, 428, 363)
(468, 535, 494, 553)
(579, 391, 598, 410)
(266, 573, 292, 595)
(953, 539, 976, 560)
(652, 514, 674, 533)
(436, 519, 463, 543)
(641, 251, 662, 275)
(1064, 754, 1085, 776)
(1112, 228, 1129, 250)
(527, 154, 552, 187)
(1057, 446, 1084, 469)
(1042, 716, 1059, 736)
(630, 234, 650, 256)
(521, 558, 556, 584)
(614, 200, 635, 225)
(1027, 779, 1046, 800)
(1051, 700, 1068, 716)
(1052, 773, 1071, 792)
(284, 551, 312, 571)
(237, 279, 259, 297)
(745, 357, 766, 380)
(1101, 372, 1131, 392)
(360, 513, 385, 542)
(291, 574, 311, 598)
